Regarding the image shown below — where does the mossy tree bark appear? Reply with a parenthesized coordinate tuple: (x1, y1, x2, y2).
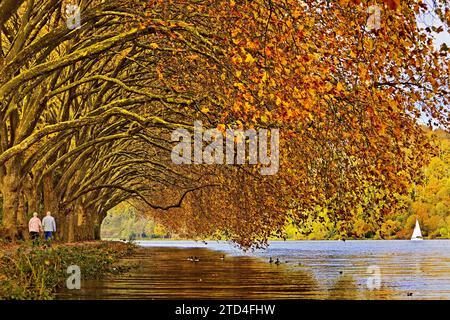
(0, 158, 21, 240)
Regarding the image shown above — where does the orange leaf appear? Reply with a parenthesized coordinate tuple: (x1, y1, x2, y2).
(383, 0, 400, 10)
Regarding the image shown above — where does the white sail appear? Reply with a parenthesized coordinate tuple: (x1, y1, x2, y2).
(411, 219, 423, 241)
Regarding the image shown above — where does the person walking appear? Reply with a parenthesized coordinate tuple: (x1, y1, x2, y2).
(28, 212, 42, 245)
(42, 211, 56, 244)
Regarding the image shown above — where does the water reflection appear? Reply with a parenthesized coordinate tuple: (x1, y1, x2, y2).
(56, 240, 450, 300)
(58, 247, 319, 299)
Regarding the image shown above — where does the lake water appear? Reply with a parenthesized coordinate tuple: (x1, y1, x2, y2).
(57, 240, 450, 300)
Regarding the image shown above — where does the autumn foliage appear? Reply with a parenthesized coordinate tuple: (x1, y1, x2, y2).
(0, 0, 448, 247)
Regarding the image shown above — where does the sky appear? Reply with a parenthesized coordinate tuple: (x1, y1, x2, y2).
(414, 2, 449, 127)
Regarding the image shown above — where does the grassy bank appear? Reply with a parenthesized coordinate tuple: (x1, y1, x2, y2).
(0, 241, 135, 300)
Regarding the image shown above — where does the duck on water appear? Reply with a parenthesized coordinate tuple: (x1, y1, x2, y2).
(269, 257, 281, 265)
(187, 256, 200, 262)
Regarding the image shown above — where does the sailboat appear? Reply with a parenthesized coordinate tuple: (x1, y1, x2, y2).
(411, 219, 423, 241)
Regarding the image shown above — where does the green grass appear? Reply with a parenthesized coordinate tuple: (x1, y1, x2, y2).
(0, 241, 135, 300)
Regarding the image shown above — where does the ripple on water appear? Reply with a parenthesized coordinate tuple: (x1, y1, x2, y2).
(56, 240, 450, 300)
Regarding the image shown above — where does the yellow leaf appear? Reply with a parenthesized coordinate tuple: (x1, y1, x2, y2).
(187, 54, 199, 60)
(276, 96, 282, 106)
(217, 124, 226, 132)
(245, 53, 255, 64)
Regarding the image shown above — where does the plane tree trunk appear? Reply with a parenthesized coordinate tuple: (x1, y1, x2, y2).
(0, 158, 21, 240)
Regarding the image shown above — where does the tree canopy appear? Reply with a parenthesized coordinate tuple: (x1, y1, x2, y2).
(0, 0, 448, 247)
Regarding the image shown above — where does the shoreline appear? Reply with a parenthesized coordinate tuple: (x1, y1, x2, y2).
(0, 241, 136, 300)
(104, 238, 450, 243)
